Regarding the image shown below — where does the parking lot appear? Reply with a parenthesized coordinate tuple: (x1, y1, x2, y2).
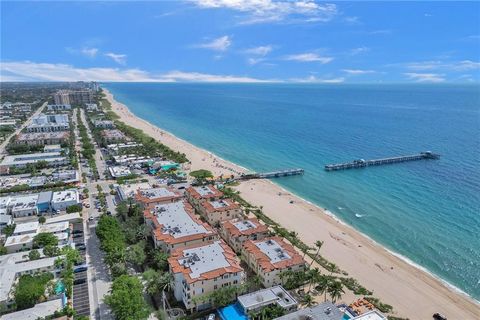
(72, 220, 91, 317)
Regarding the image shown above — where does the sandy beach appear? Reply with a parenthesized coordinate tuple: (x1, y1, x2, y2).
(104, 89, 480, 320)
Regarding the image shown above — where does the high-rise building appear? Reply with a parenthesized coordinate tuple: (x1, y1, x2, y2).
(53, 90, 70, 105)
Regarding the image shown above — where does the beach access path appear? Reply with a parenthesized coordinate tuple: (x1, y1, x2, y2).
(104, 89, 480, 320)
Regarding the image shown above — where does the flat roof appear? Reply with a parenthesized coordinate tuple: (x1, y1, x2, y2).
(1, 152, 66, 166)
(148, 201, 211, 240)
(51, 189, 78, 203)
(138, 187, 179, 200)
(255, 238, 292, 263)
(118, 182, 151, 199)
(10, 194, 38, 211)
(187, 185, 223, 200)
(16, 131, 70, 141)
(352, 311, 387, 320)
(13, 221, 39, 235)
(109, 166, 131, 177)
(238, 285, 297, 311)
(169, 240, 243, 283)
(0, 298, 63, 320)
(274, 302, 343, 320)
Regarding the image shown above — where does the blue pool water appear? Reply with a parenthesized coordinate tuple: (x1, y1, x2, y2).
(219, 303, 248, 320)
(104, 83, 480, 300)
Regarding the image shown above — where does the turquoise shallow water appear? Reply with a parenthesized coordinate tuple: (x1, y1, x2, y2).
(104, 83, 480, 300)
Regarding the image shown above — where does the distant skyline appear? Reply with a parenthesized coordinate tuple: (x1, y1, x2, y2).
(1, 1, 479, 83)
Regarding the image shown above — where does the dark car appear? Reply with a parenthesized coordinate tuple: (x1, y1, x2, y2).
(433, 313, 447, 320)
(74, 260, 86, 266)
(73, 278, 86, 285)
(73, 234, 83, 239)
(106, 211, 112, 216)
(74, 266, 88, 273)
(72, 230, 83, 235)
(76, 244, 86, 251)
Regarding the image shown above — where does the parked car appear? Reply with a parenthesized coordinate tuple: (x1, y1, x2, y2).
(72, 230, 83, 234)
(74, 266, 88, 273)
(73, 234, 83, 239)
(76, 244, 86, 251)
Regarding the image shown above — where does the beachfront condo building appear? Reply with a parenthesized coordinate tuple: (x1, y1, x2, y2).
(135, 186, 184, 206)
(144, 201, 218, 254)
(26, 114, 69, 133)
(168, 240, 245, 312)
(220, 218, 269, 253)
(196, 198, 243, 226)
(242, 237, 306, 288)
(185, 185, 224, 208)
(53, 89, 94, 105)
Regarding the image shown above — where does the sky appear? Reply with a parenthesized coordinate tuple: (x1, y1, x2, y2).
(1, 1, 479, 83)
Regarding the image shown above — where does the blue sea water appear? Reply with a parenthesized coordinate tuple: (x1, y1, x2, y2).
(104, 83, 480, 300)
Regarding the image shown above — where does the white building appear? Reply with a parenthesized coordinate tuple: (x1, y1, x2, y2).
(116, 182, 151, 201)
(46, 104, 71, 111)
(94, 120, 114, 129)
(85, 103, 98, 112)
(0, 298, 64, 320)
(43, 144, 63, 153)
(0, 250, 62, 306)
(26, 114, 69, 133)
(108, 166, 132, 178)
(237, 286, 298, 315)
(168, 240, 245, 311)
(0, 152, 68, 168)
(50, 189, 80, 211)
(4, 221, 70, 253)
(0, 192, 52, 218)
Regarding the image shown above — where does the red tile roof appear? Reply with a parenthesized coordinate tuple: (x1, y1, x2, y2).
(185, 185, 223, 200)
(221, 218, 269, 237)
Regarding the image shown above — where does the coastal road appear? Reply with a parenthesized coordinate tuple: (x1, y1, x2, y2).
(0, 101, 46, 155)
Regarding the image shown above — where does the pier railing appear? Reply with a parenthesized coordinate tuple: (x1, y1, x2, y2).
(239, 168, 304, 180)
(325, 151, 440, 171)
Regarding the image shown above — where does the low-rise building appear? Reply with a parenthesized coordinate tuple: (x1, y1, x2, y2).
(144, 201, 217, 253)
(108, 166, 132, 178)
(0, 120, 17, 128)
(0, 214, 13, 233)
(237, 285, 298, 315)
(14, 131, 70, 146)
(220, 218, 269, 253)
(0, 250, 63, 306)
(85, 103, 98, 112)
(116, 182, 151, 201)
(135, 186, 184, 206)
(274, 301, 343, 320)
(242, 237, 306, 288)
(106, 142, 142, 153)
(112, 154, 151, 166)
(51, 189, 80, 211)
(0, 298, 64, 320)
(46, 104, 71, 111)
(100, 129, 129, 144)
(185, 185, 224, 209)
(0, 191, 54, 218)
(0, 152, 68, 168)
(4, 221, 70, 253)
(197, 198, 243, 226)
(26, 114, 69, 133)
(168, 240, 245, 311)
(51, 170, 79, 184)
(94, 120, 115, 129)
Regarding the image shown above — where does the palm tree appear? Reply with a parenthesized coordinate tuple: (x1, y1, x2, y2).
(307, 268, 321, 292)
(301, 294, 315, 307)
(309, 240, 324, 268)
(327, 281, 344, 303)
(159, 272, 174, 292)
(315, 275, 330, 302)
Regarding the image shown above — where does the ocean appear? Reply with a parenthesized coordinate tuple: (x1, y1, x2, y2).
(104, 83, 480, 300)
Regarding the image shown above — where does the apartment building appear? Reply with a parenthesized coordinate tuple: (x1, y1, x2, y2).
(220, 218, 269, 253)
(197, 198, 243, 226)
(144, 201, 217, 253)
(242, 237, 306, 288)
(168, 240, 245, 311)
(4, 221, 70, 253)
(185, 185, 224, 210)
(26, 114, 69, 133)
(135, 186, 184, 206)
(14, 131, 70, 146)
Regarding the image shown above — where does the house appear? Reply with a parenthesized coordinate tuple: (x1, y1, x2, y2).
(237, 285, 298, 315)
(242, 237, 306, 288)
(144, 201, 217, 253)
(50, 189, 80, 211)
(274, 301, 343, 320)
(220, 218, 269, 253)
(168, 240, 245, 311)
(197, 198, 243, 226)
(135, 186, 184, 206)
(185, 185, 224, 210)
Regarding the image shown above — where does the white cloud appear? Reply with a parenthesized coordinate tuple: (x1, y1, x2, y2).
(247, 58, 264, 65)
(245, 45, 273, 56)
(191, 0, 337, 24)
(0, 60, 271, 83)
(104, 52, 127, 65)
(66, 47, 98, 58)
(195, 36, 232, 51)
(344, 16, 360, 24)
(284, 53, 333, 64)
(350, 46, 370, 55)
(342, 69, 376, 75)
(291, 75, 344, 83)
(405, 60, 480, 71)
(368, 29, 392, 35)
(403, 73, 445, 83)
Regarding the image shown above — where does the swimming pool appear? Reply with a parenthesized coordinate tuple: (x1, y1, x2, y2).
(219, 303, 248, 320)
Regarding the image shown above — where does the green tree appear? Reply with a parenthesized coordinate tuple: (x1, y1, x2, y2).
(189, 169, 213, 183)
(33, 232, 58, 248)
(2, 224, 15, 237)
(126, 241, 146, 266)
(315, 275, 330, 302)
(301, 293, 315, 307)
(66, 204, 82, 213)
(309, 240, 324, 268)
(327, 280, 344, 303)
(14, 273, 53, 310)
(152, 251, 169, 271)
(28, 249, 41, 260)
(105, 275, 150, 320)
(0, 245, 8, 255)
(38, 216, 46, 224)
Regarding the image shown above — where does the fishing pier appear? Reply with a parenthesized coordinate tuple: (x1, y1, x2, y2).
(239, 168, 304, 180)
(325, 151, 440, 171)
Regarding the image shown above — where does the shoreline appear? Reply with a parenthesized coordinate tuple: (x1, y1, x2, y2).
(103, 88, 480, 320)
